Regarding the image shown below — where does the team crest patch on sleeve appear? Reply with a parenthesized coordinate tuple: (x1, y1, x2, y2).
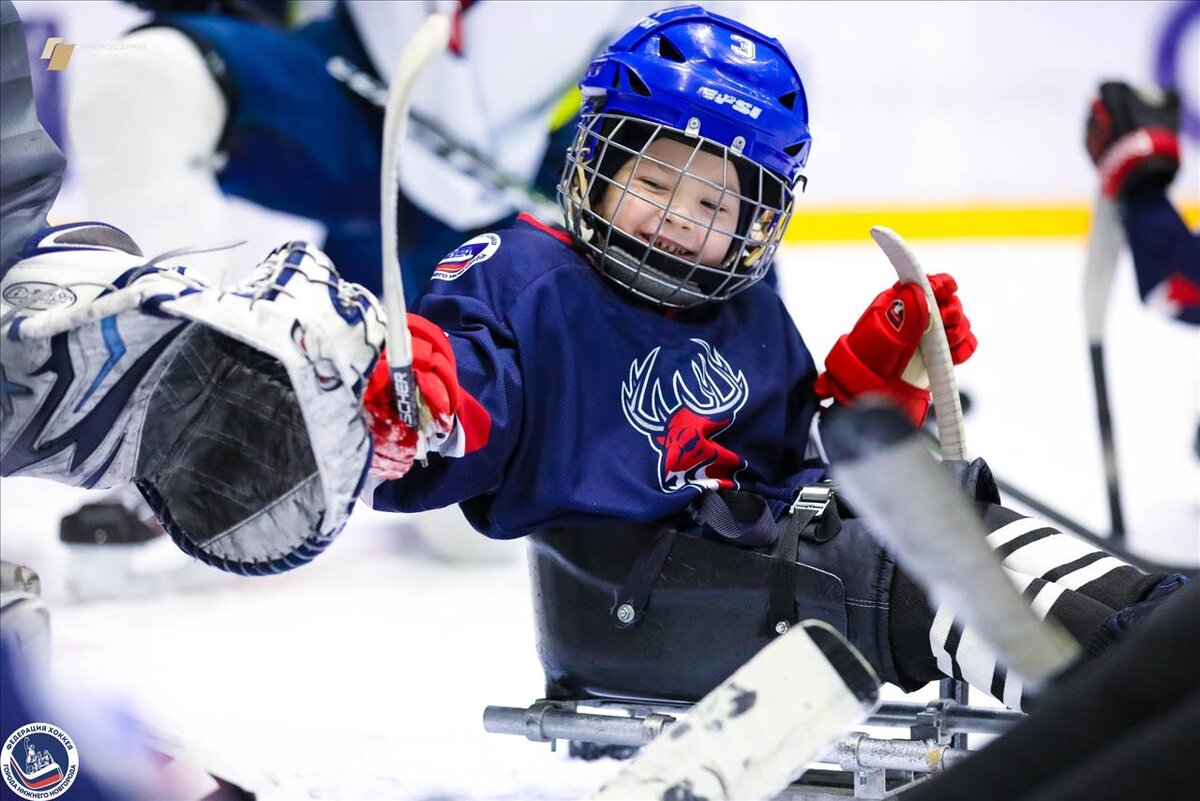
(433, 233, 501, 281)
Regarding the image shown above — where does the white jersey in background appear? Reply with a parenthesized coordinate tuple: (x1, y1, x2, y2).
(348, 0, 741, 230)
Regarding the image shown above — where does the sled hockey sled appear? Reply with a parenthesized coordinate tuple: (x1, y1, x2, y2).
(483, 523, 1024, 800)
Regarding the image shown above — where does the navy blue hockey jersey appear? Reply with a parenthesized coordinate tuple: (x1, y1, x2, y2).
(370, 216, 827, 538)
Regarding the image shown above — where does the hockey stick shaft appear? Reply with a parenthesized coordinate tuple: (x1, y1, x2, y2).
(1089, 345, 1125, 539)
(327, 55, 561, 221)
(408, 110, 561, 220)
(824, 402, 1081, 690)
(870, 226, 966, 460)
(855, 231, 1079, 688)
(870, 226, 972, 738)
(1083, 195, 1127, 541)
(380, 14, 451, 432)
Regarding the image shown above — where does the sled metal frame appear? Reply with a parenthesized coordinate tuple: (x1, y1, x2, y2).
(483, 680, 1023, 799)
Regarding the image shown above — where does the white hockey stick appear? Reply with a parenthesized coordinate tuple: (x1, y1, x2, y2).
(870, 226, 966, 460)
(860, 230, 1080, 688)
(835, 229, 1078, 690)
(590, 621, 880, 801)
(380, 13, 451, 436)
(1082, 195, 1127, 541)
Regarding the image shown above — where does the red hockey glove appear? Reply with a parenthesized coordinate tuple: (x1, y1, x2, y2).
(815, 274, 976, 426)
(932, 274, 977, 365)
(363, 314, 461, 480)
(1086, 81, 1181, 199)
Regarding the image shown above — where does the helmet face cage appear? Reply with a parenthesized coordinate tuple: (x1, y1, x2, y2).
(559, 112, 797, 309)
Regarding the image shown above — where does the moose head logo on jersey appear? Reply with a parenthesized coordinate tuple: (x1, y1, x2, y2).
(621, 339, 749, 493)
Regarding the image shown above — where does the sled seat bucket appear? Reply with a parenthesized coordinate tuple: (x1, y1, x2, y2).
(527, 524, 847, 704)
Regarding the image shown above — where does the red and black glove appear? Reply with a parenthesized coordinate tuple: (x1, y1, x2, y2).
(814, 274, 976, 426)
(363, 313, 461, 480)
(1086, 81, 1181, 200)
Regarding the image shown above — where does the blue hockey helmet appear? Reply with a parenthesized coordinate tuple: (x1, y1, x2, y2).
(559, 5, 812, 308)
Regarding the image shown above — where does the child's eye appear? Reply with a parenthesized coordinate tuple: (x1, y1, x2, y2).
(638, 177, 666, 191)
(702, 200, 729, 214)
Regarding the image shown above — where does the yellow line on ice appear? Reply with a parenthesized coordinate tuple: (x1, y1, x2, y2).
(784, 202, 1200, 242)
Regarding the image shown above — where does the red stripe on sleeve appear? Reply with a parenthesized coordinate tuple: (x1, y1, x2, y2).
(457, 390, 492, 454)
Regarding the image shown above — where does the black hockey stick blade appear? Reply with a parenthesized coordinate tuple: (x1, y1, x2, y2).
(823, 400, 1080, 690)
(589, 620, 879, 801)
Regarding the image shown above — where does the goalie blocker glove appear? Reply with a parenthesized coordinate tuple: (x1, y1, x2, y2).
(1086, 81, 1181, 200)
(0, 223, 385, 575)
(815, 273, 976, 426)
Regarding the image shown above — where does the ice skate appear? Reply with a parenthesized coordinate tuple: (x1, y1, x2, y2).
(58, 484, 233, 601)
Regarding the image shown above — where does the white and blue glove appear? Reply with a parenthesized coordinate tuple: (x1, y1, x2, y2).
(1, 223, 385, 574)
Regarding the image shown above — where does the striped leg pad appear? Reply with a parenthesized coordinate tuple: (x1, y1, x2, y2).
(980, 505, 1155, 610)
(926, 567, 1117, 711)
(929, 604, 1025, 710)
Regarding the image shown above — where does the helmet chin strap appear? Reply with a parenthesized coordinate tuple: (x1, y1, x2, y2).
(601, 248, 710, 309)
(567, 163, 595, 244)
(599, 223, 710, 302)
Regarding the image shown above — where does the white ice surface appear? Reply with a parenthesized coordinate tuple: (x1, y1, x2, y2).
(1, 238, 1197, 799)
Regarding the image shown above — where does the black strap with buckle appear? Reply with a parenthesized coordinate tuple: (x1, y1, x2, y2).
(618, 486, 837, 633)
(768, 485, 834, 635)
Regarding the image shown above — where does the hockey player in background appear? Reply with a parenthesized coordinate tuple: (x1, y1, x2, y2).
(1085, 81, 1199, 326)
(1085, 80, 1200, 461)
(68, 0, 729, 296)
(362, 5, 1188, 710)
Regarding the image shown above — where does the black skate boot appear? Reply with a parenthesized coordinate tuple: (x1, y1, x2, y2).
(59, 485, 227, 600)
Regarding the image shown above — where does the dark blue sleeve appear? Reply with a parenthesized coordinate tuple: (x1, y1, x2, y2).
(368, 260, 525, 513)
(771, 301, 828, 499)
(1121, 184, 1200, 326)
